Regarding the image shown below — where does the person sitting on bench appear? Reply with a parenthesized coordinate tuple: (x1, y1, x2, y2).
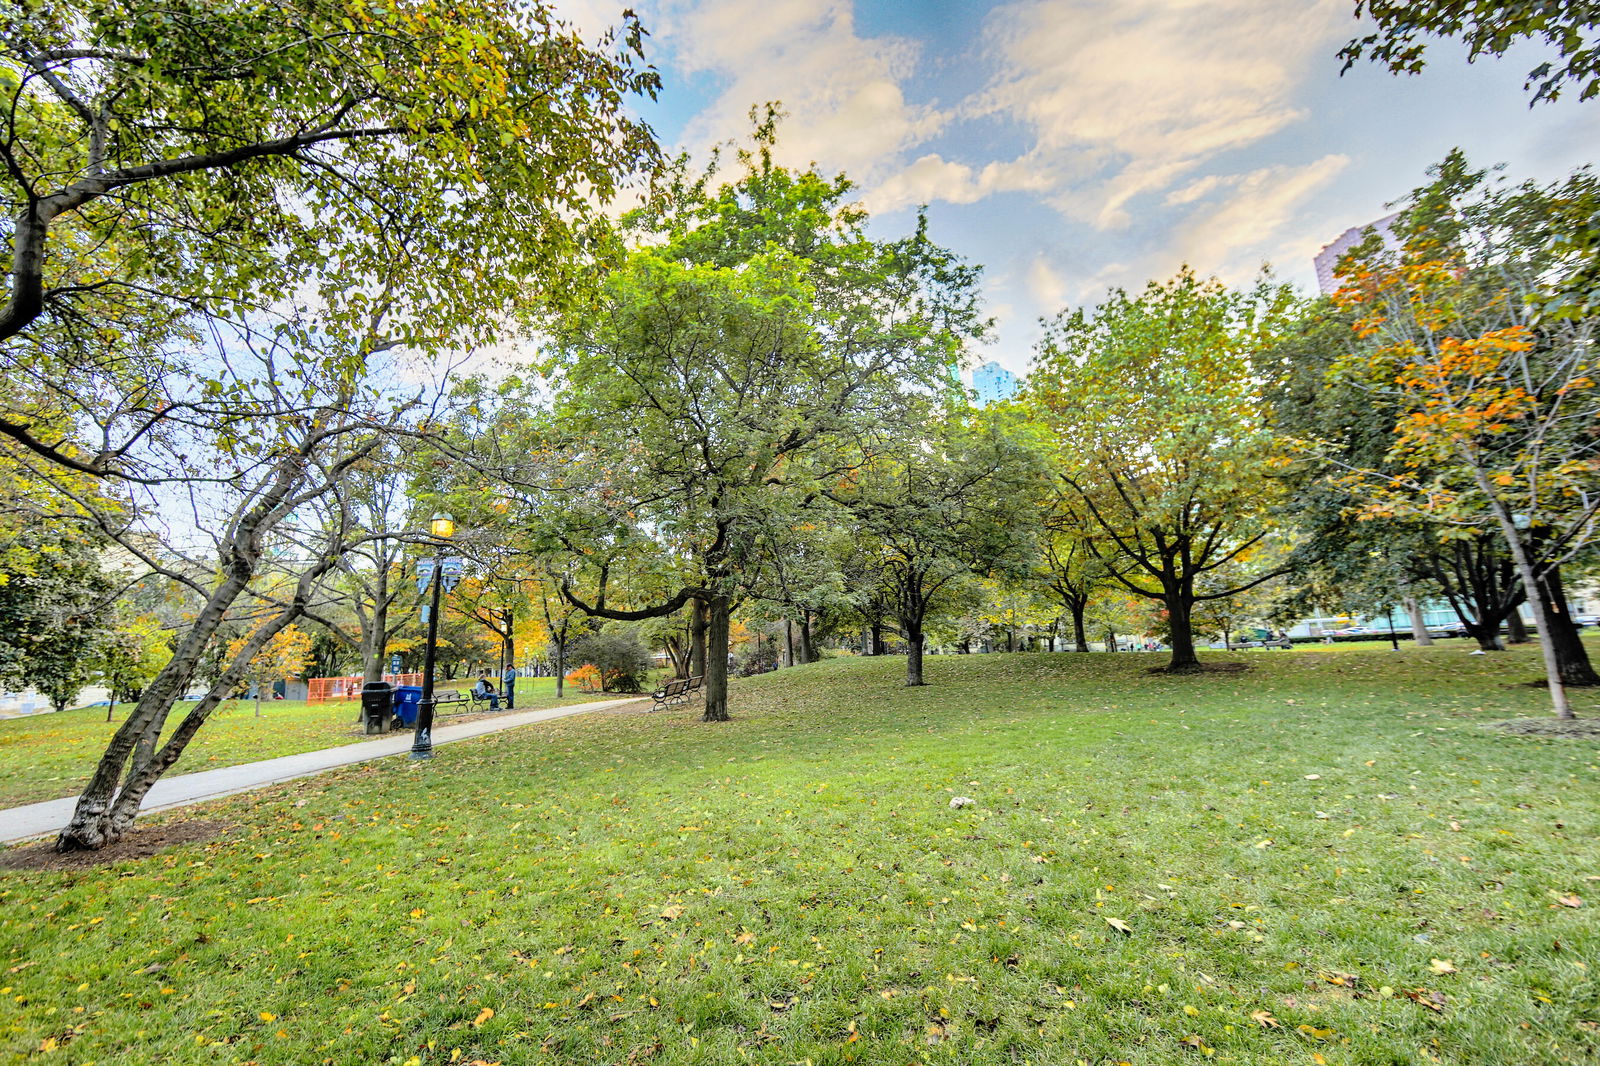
(471, 673, 500, 710)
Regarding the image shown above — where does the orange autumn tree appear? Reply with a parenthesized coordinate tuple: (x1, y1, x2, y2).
(1328, 153, 1600, 718)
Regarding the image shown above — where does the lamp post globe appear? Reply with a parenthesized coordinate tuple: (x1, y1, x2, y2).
(411, 513, 457, 759)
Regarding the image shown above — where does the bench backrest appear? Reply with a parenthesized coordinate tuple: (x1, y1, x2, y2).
(664, 678, 688, 696)
(687, 675, 703, 691)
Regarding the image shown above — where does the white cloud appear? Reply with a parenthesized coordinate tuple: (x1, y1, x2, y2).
(1025, 254, 1070, 310)
(1171, 154, 1351, 277)
(958, 0, 1349, 225)
(652, 0, 943, 182)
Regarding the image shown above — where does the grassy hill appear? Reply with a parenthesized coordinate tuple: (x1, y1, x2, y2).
(1, 646, 1597, 1064)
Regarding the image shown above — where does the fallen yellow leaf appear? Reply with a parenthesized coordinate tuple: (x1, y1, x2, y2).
(472, 1007, 494, 1027)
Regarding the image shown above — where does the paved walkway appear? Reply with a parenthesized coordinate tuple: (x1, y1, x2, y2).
(1, 696, 644, 845)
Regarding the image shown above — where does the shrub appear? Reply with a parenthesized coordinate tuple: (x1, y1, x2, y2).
(565, 664, 602, 693)
(573, 629, 653, 693)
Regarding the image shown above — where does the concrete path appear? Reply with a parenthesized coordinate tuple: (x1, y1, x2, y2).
(1, 696, 644, 845)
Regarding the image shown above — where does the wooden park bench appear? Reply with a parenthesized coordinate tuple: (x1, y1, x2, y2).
(650, 675, 704, 713)
(431, 690, 468, 711)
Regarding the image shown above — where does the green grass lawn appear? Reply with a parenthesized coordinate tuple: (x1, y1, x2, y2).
(2, 644, 1598, 1064)
(0, 676, 590, 808)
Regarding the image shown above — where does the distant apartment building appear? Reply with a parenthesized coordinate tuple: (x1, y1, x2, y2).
(971, 360, 1020, 406)
(1313, 212, 1400, 295)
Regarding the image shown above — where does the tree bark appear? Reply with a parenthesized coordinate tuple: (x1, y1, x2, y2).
(1473, 628, 1506, 651)
(1477, 481, 1573, 717)
(702, 593, 732, 721)
(869, 621, 884, 656)
(1405, 597, 1433, 646)
(1539, 566, 1600, 686)
(690, 599, 707, 677)
(905, 621, 926, 686)
(1505, 609, 1530, 645)
(1165, 594, 1201, 672)
(362, 566, 391, 684)
(798, 613, 817, 664)
(501, 619, 515, 709)
(554, 632, 566, 698)
(56, 507, 276, 850)
(95, 564, 328, 846)
(1105, 627, 1117, 652)
(1070, 601, 1089, 652)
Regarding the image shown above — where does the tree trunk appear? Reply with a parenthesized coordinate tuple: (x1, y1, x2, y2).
(1539, 566, 1600, 686)
(1165, 594, 1201, 672)
(956, 639, 970, 654)
(362, 576, 389, 685)
(869, 621, 884, 656)
(690, 599, 707, 677)
(98, 593, 314, 845)
(798, 613, 817, 664)
(905, 621, 926, 686)
(1505, 609, 1530, 645)
(703, 594, 732, 722)
(1405, 597, 1433, 646)
(57, 563, 260, 850)
(1070, 601, 1089, 652)
(1105, 627, 1117, 652)
(554, 634, 566, 698)
(1473, 628, 1506, 651)
(501, 622, 515, 709)
(665, 636, 689, 679)
(1477, 482, 1573, 717)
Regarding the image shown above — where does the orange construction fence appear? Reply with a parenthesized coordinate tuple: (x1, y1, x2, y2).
(307, 674, 423, 702)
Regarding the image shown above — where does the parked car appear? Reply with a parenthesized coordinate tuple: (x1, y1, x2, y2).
(1330, 626, 1372, 637)
(1575, 614, 1598, 629)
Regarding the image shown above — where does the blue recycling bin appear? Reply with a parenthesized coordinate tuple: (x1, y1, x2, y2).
(393, 685, 424, 727)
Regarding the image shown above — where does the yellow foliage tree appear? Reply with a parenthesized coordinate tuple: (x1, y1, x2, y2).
(226, 625, 312, 718)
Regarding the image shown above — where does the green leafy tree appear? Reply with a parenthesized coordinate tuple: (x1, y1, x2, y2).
(0, 525, 114, 710)
(828, 412, 1044, 686)
(1, 0, 659, 477)
(92, 611, 170, 721)
(507, 120, 986, 719)
(1341, 2, 1600, 104)
(1030, 269, 1296, 673)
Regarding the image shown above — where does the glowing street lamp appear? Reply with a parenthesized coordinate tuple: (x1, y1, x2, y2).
(411, 513, 455, 759)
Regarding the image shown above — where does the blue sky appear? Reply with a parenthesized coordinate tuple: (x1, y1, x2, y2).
(560, 0, 1600, 375)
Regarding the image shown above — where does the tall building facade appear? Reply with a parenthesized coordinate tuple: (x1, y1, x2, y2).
(1313, 212, 1400, 295)
(971, 360, 1019, 406)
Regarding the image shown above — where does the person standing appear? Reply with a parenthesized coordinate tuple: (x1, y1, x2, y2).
(501, 663, 517, 710)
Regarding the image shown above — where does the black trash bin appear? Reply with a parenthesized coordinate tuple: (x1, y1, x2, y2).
(361, 681, 395, 735)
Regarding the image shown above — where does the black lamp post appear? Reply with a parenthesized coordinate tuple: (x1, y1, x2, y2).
(411, 513, 456, 759)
